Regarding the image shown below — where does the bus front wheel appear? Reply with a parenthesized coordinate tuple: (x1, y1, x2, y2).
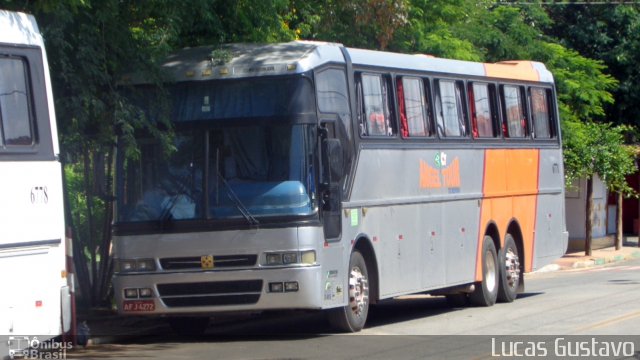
(327, 250, 369, 332)
(469, 236, 499, 307)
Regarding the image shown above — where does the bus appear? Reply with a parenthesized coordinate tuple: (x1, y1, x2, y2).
(0, 9, 72, 351)
(112, 41, 568, 333)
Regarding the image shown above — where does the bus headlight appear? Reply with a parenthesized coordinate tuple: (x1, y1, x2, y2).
(263, 251, 315, 266)
(115, 259, 156, 273)
(282, 252, 298, 264)
(136, 259, 156, 272)
(300, 250, 316, 265)
(266, 253, 283, 265)
(116, 259, 136, 273)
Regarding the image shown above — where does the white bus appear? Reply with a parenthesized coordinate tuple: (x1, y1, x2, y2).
(0, 9, 72, 352)
(112, 41, 568, 333)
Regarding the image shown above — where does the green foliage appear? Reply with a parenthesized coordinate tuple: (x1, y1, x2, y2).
(548, 4, 640, 128)
(563, 120, 636, 196)
(393, 0, 483, 59)
(295, 0, 409, 50)
(537, 43, 617, 122)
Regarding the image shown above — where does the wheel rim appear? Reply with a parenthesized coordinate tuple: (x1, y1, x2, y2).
(504, 246, 521, 290)
(485, 250, 497, 292)
(348, 266, 369, 317)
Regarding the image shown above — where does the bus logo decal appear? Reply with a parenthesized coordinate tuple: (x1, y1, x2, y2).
(420, 155, 461, 190)
(201, 255, 214, 269)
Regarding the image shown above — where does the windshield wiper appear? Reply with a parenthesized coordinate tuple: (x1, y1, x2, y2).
(215, 170, 260, 228)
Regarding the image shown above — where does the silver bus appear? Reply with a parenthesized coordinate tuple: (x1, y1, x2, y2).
(112, 41, 568, 333)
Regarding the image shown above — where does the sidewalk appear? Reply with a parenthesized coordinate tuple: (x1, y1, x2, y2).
(540, 236, 640, 272)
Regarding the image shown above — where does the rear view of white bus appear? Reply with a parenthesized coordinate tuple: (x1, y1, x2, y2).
(0, 9, 71, 349)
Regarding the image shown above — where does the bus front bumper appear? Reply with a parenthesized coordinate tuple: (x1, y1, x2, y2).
(113, 265, 324, 316)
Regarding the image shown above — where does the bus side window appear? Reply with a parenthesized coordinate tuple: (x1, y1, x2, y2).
(501, 85, 528, 138)
(530, 87, 553, 139)
(0, 57, 34, 147)
(435, 79, 467, 137)
(358, 73, 395, 137)
(397, 76, 431, 138)
(468, 82, 496, 138)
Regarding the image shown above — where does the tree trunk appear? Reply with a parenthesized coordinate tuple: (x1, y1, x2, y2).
(97, 148, 115, 305)
(83, 149, 98, 305)
(585, 176, 593, 256)
(616, 192, 623, 250)
(61, 160, 92, 306)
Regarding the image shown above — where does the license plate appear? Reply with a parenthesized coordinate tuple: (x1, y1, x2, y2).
(123, 300, 156, 312)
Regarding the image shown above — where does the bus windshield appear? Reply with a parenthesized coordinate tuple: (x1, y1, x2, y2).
(116, 123, 317, 223)
(116, 76, 318, 224)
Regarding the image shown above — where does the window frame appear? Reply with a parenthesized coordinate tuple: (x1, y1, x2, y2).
(499, 84, 529, 139)
(356, 72, 396, 138)
(529, 86, 556, 140)
(396, 75, 432, 138)
(468, 81, 498, 139)
(434, 78, 469, 139)
(0, 55, 35, 148)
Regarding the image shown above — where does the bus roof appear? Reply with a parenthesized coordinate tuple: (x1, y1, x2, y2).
(0, 10, 44, 47)
(132, 41, 554, 84)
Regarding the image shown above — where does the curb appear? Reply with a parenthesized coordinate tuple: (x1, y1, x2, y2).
(535, 249, 640, 273)
(564, 250, 640, 270)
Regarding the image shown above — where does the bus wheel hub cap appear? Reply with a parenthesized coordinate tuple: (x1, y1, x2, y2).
(349, 267, 368, 316)
(505, 249, 521, 289)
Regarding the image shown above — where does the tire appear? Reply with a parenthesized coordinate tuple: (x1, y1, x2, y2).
(327, 251, 369, 332)
(168, 316, 209, 336)
(469, 236, 499, 307)
(497, 234, 521, 303)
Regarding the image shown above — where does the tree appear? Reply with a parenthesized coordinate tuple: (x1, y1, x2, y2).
(548, 4, 640, 128)
(546, 4, 640, 251)
(563, 121, 636, 255)
(292, 0, 409, 50)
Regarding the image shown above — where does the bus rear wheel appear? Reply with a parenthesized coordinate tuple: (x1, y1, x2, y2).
(497, 234, 521, 303)
(469, 236, 498, 307)
(327, 250, 369, 332)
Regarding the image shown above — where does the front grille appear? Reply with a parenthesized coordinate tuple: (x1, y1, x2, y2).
(162, 294, 260, 307)
(160, 255, 258, 270)
(157, 280, 263, 308)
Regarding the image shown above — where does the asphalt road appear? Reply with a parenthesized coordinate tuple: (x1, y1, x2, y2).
(66, 258, 640, 359)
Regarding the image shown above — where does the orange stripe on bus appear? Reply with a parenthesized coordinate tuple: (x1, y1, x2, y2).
(475, 149, 540, 281)
(483, 61, 540, 82)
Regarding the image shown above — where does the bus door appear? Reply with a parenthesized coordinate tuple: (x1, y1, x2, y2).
(319, 122, 343, 240)
(314, 67, 354, 241)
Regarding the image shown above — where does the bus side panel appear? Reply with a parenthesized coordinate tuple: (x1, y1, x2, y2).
(0, 162, 66, 336)
(477, 149, 539, 279)
(420, 204, 445, 290)
(348, 148, 445, 298)
(442, 199, 481, 285)
(533, 148, 568, 270)
(347, 148, 485, 298)
(440, 149, 484, 286)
